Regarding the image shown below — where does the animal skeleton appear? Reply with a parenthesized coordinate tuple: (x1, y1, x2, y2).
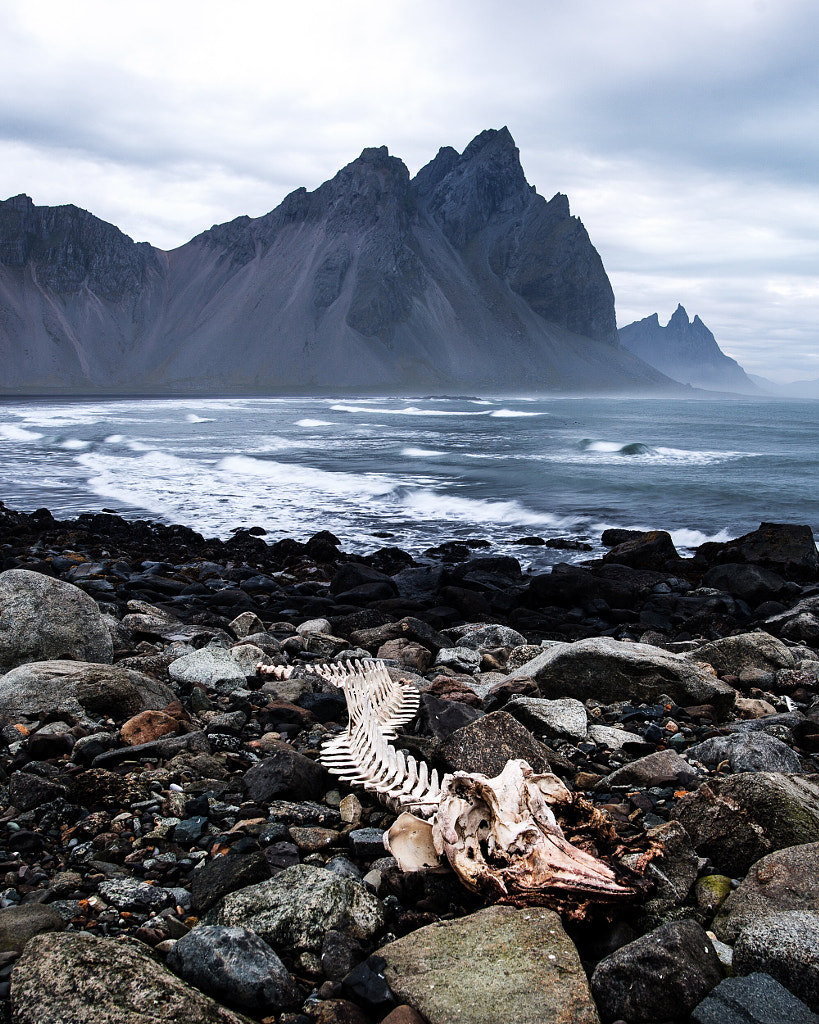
(316, 659, 644, 912)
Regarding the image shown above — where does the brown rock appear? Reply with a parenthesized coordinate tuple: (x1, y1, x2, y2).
(380, 1009, 427, 1024)
(422, 675, 482, 708)
(377, 639, 432, 673)
(121, 709, 180, 746)
(310, 1000, 370, 1024)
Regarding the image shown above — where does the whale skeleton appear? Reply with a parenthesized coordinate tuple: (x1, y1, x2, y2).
(315, 659, 647, 913)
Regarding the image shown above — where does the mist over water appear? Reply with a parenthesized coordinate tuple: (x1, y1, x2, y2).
(0, 394, 816, 571)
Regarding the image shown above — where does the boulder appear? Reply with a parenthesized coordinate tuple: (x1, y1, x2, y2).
(10, 931, 254, 1023)
(242, 740, 327, 801)
(167, 924, 299, 1013)
(0, 660, 175, 721)
(0, 568, 113, 670)
(672, 775, 819, 877)
(691, 972, 819, 1024)
(379, 905, 600, 1024)
(686, 732, 803, 774)
(203, 864, 385, 953)
(688, 632, 795, 678)
(697, 523, 818, 581)
(713, 842, 819, 942)
(436, 710, 568, 776)
(501, 637, 736, 717)
(733, 910, 819, 1011)
(602, 530, 681, 571)
(504, 696, 588, 741)
(168, 643, 248, 691)
(453, 624, 527, 650)
(0, 903, 64, 953)
(600, 749, 703, 790)
(701, 564, 788, 605)
(590, 919, 723, 1023)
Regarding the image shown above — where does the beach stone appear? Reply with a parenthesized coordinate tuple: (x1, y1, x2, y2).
(189, 851, 271, 913)
(698, 522, 819, 581)
(8, 770, 70, 810)
(454, 624, 527, 650)
(0, 903, 64, 953)
(630, 820, 701, 924)
(691, 972, 819, 1024)
(297, 617, 332, 636)
(203, 864, 385, 953)
(0, 660, 175, 721)
(434, 646, 481, 674)
(687, 731, 802, 773)
(602, 529, 681, 570)
(590, 919, 723, 1023)
(733, 910, 819, 1011)
(169, 643, 248, 690)
(701, 564, 788, 605)
(419, 693, 484, 740)
(379, 904, 599, 1024)
(504, 695, 588, 741)
(167, 924, 299, 1012)
(436, 710, 561, 776)
(380, 1008, 426, 1024)
(229, 611, 266, 637)
(242, 740, 326, 801)
(0, 568, 114, 670)
(587, 723, 644, 750)
(694, 874, 733, 913)
(121, 709, 180, 745)
(10, 931, 253, 1023)
(688, 631, 795, 678)
(673, 774, 819, 877)
(600, 748, 702, 789)
(502, 637, 736, 717)
(99, 877, 175, 912)
(376, 639, 432, 673)
(713, 842, 819, 942)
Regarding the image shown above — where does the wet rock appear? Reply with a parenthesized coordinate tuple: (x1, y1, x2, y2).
(380, 904, 599, 1024)
(733, 910, 819, 1011)
(691, 972, 819, 1024)
(230, 611, 267, 637)
(243, 740, 326, 801)
(673, 775, 819, 877)
(376, 639, 432, 673)
(701, 564, 789, 605)
(167, 924, 299, 1012)
(0, 568, 114, 669)
(348, 828, 388, 860)
(629, 820, 701, 926)
(8, 770, 71, 810)
(342, 955, 396, 1012)
(189, 851, 271, 913)
(590, 919, 723, 1023)
(10, 931, 253, 1023)
(504, 695, 588, 741)
(0, 660, 175, 720)
(600, 748, 703, 789)
(697, 522, 819, 581)
(688, 632, 795, 679)
(203, 864, 385, 953)
(0, 904, 65, 953)
(694, 874, 733, 913)
(99, 877, 175, 912)
(687, 732, 803, 774)
(437, 710, 568, 777)
(713, 842, 819, 942)
(502, 637, 736, 717)
(602, 529, 681, 571)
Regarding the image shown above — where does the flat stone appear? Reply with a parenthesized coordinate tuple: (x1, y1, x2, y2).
(169, 643, 248, 690)
(121, 709, 180, 746)
(189, 851, 271, 914)
(600, 748, 702, 789)
(688, 632, 795, 677)
(380, 905, 599, 1024)
(436, 710, 567, 777)
(691, 972, 819, 1024)
(10, 931, 253, 1023)
(0, 904, 64, 953)
(687, 732, 803, 774)
(504, 695, 588, 741)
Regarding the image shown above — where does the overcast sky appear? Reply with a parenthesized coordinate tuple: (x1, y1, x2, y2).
(1, 0, 817, 381)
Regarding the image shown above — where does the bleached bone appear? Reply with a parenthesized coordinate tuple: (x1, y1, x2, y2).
(257, 663, 294, 679)
(317, 659, 645, 912)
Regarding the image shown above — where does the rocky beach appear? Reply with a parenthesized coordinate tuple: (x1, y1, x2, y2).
(1, 501, 819, 1023)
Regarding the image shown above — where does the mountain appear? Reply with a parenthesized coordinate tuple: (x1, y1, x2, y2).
(618, 305, 758, 393)
(0, 128, 675, 395)
(749, 374, 819, 399)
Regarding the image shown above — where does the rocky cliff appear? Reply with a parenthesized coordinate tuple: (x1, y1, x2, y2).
(619, 305, 757, 393)
(0, 128, 674, 394)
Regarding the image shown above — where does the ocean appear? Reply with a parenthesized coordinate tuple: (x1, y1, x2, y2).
(1, 394, 817, 571)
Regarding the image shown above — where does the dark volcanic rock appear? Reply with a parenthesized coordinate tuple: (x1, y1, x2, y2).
(697, 522, 819, 581)
(242, 741, 327, 801)
(437, 710, 569, 776)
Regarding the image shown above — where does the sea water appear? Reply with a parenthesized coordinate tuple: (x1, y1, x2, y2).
(1, 394, 817, 571)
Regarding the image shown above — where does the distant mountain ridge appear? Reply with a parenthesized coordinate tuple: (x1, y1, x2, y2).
(618, 304, 757, 393)
(0, 128, 676, 394)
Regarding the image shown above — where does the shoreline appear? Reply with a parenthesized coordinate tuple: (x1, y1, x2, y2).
(1, 501, 819, 1021)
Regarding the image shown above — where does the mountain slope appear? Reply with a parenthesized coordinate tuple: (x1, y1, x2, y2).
(0, 128, 675, 394)
(618, 304, 757, 393)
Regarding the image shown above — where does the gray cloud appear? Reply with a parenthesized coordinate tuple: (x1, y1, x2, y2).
(0, 0, 816, 381)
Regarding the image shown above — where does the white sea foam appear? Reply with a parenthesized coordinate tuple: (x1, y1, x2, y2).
(0, 425, 44, 442)
(60, 438, 90, 450)
(489, 409, 541, 418)
(295, 419, 333, 427)
(104, 434, 125, 443)
(185, 414, 215, 423)
(670, 527, 734, 550)
(401, 447, 445, 458)
(399, 489, 573, 529)
(332, 404, 488, 417)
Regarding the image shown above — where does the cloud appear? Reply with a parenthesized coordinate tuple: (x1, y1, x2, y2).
(0, 0, 816, 381)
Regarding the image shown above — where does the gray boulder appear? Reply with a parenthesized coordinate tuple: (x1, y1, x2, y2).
(10, 931, 254, 1023)
(692, 972, 819, 1024)
(0, 568, 113, 670)
(436, 710, 568, 777)
(203, 864, 385, 953)
(590, 919, 723, 1023)
(0, 660, 175, 721)
(169, 642, 248, 691)
(434, 646, 481, 674)
(687, 732, 803, 774)
(167, 925, 299, 1012)
(502, 637, 736, 717)
(453, 624, 527, 650)
(688, 631, 795, 679)
(0, 903, 64, 953)
(600, 748, 703, 790)
(733, 910, 819, 1012)
(713, 842, 819, 943)
(504, 695, 588, 741)
(672, 774, 819, 877)
(379, 904, 600, 1024)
